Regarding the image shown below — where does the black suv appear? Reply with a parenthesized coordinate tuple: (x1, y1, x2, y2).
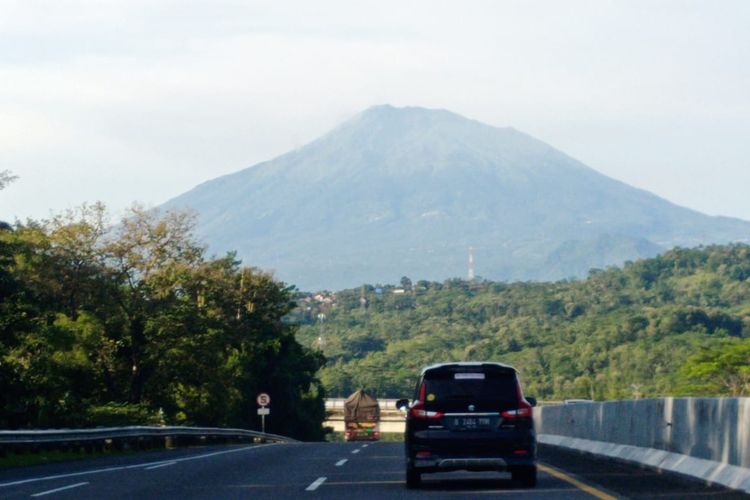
(397, 362, 537, 488)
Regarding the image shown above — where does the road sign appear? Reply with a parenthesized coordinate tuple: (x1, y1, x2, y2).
(256, 394, 271, 433)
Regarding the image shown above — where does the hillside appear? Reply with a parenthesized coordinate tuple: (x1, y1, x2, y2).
(163, 105, 750, 290)
(292, 244, 750, 400)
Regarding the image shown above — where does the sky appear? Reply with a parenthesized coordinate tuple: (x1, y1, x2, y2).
(1, 0, 749, 222)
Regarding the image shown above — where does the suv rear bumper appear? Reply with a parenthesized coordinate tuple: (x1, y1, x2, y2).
(407, 428, 536, 473)
(410, 455, 535, 473)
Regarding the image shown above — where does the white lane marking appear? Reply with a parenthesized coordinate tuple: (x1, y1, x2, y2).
(0, 444, 275, 489)
(305, 477, 326, 491)
(335, 459, 348, 467)
(362, 444, 369, 448)
(351, 449, 360, 454)
(145, 461, 176, 470)
(31, 482, 89, 497)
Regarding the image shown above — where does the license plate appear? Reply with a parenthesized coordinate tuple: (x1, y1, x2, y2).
(451, 417, 491, 429)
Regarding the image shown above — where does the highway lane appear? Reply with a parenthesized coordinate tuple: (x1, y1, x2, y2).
(0, 442, 746, 498)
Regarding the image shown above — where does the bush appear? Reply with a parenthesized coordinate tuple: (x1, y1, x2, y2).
(84, 403, 163, 427)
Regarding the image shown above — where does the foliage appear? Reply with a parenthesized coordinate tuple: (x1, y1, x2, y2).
(0, 170, 16, 190)
(294, 245, 750, 400)
(84, 402, 162, 426)
(677, 339, 750, 396)
(0, 205, 326, 439)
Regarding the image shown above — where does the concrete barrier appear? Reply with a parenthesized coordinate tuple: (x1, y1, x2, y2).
(537, 398, 750, 493)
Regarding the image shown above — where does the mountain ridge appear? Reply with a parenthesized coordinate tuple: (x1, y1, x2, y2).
(163, 105, 750, 290)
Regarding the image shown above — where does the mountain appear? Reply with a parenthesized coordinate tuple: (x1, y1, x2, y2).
(162, 105, 750, 290)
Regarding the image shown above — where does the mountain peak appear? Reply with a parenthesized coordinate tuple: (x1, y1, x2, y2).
(358, 103, 460, 118)
(351, 104, 489, 131)
(297, 104, 562, 180)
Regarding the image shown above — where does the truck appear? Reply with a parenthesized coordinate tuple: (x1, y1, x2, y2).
(344, 389, 381, 441)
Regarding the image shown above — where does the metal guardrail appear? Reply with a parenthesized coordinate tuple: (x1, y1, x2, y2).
(0, 426, 297, 445)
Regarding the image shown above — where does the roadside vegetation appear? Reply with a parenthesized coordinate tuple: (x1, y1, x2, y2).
(0, 203, 325, 440)
(294, 245, 750, 400)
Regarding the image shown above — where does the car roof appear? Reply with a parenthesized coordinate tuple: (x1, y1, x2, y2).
(420, 361, 517, 376)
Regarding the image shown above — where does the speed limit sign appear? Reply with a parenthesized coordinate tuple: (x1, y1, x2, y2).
(257, 393, 271, 406)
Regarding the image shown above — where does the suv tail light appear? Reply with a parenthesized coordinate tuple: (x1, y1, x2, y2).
(500, 379, 533, 420)
(408, 383, 444, 420)
(500, 404, 532, 419)
(409, 401, 445, 420)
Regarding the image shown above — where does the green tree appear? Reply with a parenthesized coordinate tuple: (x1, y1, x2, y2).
(0, 170, 17, 190)
(678, 339, 750, 396)
(0, 204, 327, 438)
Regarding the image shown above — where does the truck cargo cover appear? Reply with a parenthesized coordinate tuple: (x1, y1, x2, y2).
(344, 389, 381, 421)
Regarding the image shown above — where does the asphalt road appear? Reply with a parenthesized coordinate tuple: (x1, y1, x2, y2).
(0, 442, 746, 499)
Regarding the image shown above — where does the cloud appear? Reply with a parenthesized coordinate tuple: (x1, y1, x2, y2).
(1, 0, 749, 221)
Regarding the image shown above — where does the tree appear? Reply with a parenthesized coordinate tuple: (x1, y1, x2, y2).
(0, 203, 328, 438)
(0, 170, 17, 190)
(104, 205, 205, 404)
(679, 340, 750, 396)
(400, 276, 413, 291)
(44, 203, 110, 319)
(0, 222, 30, 427)
(296, 244, 750, 400)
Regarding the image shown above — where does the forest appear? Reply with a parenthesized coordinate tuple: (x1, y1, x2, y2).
(3, 189, 749, 438)
(294, 244, 750, 401)
(0, 203, 326, 439)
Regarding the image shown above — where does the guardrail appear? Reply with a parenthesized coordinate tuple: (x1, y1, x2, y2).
(0, 425, 296, 454)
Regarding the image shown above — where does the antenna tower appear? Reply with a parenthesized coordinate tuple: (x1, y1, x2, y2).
(468, 246, 475, 281)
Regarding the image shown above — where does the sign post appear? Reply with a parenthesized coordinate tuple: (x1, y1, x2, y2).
(256, 393, 271, 433)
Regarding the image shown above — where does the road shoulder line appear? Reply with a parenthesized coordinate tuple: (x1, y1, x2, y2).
(538, 463, 617, 500)
(31, 482, 89, 497)
(144, 461, 177, 470)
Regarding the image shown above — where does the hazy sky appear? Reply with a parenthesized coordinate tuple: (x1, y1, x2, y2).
(2, 0, 749, 222)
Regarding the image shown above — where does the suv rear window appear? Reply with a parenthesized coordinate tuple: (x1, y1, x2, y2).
(422, 368, 518, 405)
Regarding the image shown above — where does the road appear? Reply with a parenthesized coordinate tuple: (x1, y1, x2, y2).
(0, 442, 745, 499)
